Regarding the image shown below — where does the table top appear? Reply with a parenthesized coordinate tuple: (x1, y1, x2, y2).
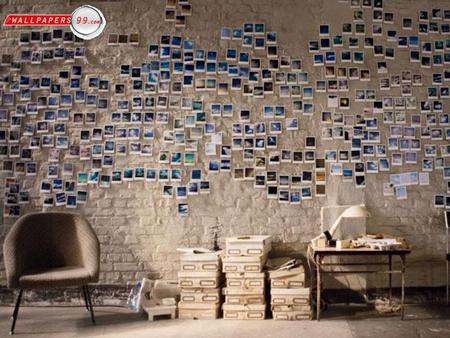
(310, 245, 411, 255)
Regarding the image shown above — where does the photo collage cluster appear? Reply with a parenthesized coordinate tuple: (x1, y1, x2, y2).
(1, 0, 450, 217)
(333, 0, 450, 205)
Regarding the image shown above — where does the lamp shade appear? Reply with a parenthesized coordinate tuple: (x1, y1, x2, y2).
(328, 205, 370, 238)
(340, 205, 370, 218)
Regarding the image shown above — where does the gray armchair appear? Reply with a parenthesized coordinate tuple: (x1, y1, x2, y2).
(3, 212, 100, 334)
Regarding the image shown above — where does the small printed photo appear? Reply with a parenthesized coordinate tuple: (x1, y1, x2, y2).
(355, 175, 366, 188)
(162, 185, 174, 198)
(330, 163, 343, 175)
(383, 183, 395, 197)
(395, 186, 407, 200)
(316, 184, 326, 197)
(290, 191, 301, 205)
(88, 171, 99, 184)
(178, 203, 189, 216)
(40, 180, 52, 193)
(278, 190, 290, 204)
(66, 195, 77, 208)
(199, 181, 210, 194)
(301, 186, 312, 200)
(55, 192, 66, 206)
(176, 186, 188, 199)
(444, 166, 450, 180)
(343, 168, 353, 182)
(305, 136, 316, 149)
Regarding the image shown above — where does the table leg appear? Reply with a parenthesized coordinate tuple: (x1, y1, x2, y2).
(316, 255, 322, 321)
(388, 254, 392, 305)
(400, 254, 406, 320)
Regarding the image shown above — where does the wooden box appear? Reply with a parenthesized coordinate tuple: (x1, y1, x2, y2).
(226, 272, 266, 289)
(225, 235, 272, 257)
(180, 252, 221, 272)
(178, 302, 221, 320)
(180, 288, 221, 304)
(222, 254, 267, 273)
(269, 266, 305, 289)
(178, 271, 223, 289)
(222, 304, 266, 320)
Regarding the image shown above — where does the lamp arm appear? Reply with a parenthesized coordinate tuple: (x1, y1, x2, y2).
(328, 214, 343, 238)
(311, 214, 343, 244)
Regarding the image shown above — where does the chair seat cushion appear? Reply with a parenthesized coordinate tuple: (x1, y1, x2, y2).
(19, 266, 95, 288)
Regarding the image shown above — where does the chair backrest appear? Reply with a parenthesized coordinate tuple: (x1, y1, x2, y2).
(8, 212, 94, 270)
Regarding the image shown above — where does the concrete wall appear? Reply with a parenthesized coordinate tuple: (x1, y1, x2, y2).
(0, 0, 448, 299)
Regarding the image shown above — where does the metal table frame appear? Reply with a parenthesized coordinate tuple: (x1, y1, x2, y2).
(307, 245, 411, 321)
(443, 211, 449, 305)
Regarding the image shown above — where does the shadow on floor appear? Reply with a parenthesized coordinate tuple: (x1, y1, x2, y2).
(320, 303, 450, 322)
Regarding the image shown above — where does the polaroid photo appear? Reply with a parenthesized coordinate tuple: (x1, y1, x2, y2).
(42, 196, 54, 208)
(301, 186, 312, 200)
(177, 203, 189, 217)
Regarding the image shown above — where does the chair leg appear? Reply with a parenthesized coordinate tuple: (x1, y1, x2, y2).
(10, 289, 23, 335)
(84, 285, 96, 325)
(81, 286, 89, 312)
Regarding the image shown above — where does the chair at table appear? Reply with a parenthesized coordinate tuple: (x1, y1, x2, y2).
(3, 212, 100, 335)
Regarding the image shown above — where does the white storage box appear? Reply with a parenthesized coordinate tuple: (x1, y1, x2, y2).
(225, 294, 265, 305)
(222, 287, 264, 296)
(226, 272, 266, 289)
(272, 310, 311, 320)
(180, 288, 221, 304)
(222, 304, 266, 320)
(178, 271, 223, 289)
(270, 287, 310, 305)
(271, 304, 311, 312)
(180, 252, 221, 272)
(225, 235, 272, 257)
(222, 254, 267, 273)
(178, 302, 221, 320)
(269, 266, 305, 288)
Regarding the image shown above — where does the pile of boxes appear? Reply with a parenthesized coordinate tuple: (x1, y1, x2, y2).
(222, 236, 272, 320)
(177, 250, 223, 319)
(268, 260, 311, 320)
(176, 240, 311, 321)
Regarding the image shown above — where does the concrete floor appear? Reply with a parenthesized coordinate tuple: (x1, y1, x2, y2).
(0, 304, 449, 338)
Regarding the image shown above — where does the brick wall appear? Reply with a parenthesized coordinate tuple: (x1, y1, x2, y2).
(0, 0, 448, 306)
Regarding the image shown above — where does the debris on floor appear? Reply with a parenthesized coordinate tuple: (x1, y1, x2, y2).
(373, 297, 401, 314)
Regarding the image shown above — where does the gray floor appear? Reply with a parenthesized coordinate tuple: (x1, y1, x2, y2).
(0, 304, 449, 338)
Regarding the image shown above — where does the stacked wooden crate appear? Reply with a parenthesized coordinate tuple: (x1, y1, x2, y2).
(222, 236, 272, 320)
(268, 259, 311, 320)
(177, 250, 223, 319)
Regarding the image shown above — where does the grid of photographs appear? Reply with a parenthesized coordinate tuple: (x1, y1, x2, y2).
(1, 1, 450, 217)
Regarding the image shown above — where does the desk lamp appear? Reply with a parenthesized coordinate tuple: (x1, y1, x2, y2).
(311, 205, 370, 246)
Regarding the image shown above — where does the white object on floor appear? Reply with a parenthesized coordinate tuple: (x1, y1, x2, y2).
(144, 305, 177, 321)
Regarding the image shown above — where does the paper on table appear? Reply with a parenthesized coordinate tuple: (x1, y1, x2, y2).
(354, 236, 403, 250)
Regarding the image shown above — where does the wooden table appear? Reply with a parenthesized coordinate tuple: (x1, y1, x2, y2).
(307, 245, 411, 321)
